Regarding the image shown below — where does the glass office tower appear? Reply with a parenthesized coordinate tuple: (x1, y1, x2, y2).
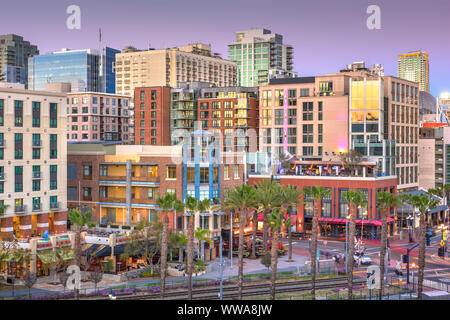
(28, 47, 119, 93)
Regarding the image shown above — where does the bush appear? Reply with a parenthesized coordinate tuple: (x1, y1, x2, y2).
(260, 253, 271, 270)
(140, 270, 159, 278)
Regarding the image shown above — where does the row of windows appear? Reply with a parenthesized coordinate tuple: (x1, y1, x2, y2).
(0, 133, 57, 160)
(0, 165, 58, 193)
(0, 100, 58, 128)
(70, 96, 128, 107)
(5, 196, 59, 212)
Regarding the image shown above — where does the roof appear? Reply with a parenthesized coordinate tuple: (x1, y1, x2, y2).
(269, 77, 316, 85)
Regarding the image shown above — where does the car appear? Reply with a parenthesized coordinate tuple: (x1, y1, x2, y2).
(354, 252, 371, 265)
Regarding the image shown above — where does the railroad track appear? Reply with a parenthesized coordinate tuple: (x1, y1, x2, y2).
(89, 277, 365, 300)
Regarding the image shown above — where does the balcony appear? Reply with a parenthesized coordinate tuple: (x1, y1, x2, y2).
(32, 203, 42, 212)
(32, 171, 42, 179)
(15, 205, 26, 214)
(50, 202, 60, 210)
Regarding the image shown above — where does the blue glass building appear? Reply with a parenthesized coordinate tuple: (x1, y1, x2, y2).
(28, 47, 119, 93)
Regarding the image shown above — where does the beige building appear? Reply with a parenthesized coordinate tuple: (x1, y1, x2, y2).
(115, 44, 237, 97)
(0, 85, 68, 240)
(398, 51, 429, 93)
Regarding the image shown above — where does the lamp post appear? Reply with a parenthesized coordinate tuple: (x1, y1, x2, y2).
(219, 234, 223, 300)
(345, 214, 350, 274)
(406, 215, 414, 243)
(230, 210, 233, 268)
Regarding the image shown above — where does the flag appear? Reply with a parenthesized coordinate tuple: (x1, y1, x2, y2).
(99, 28, 102, 42)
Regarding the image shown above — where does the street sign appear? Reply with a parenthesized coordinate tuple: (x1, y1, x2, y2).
(440, 240, 445, 247)
(366, 265, 381, 289)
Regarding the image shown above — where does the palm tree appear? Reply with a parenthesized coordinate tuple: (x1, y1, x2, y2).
(194, 227, 211, 263)
(343, 190, 368, 300)
(255, 180, 283, 255)
(157, 192, 184, 299)
(268, 208, 283, 300)
(400, 193, 415, 242)
(184, 195, 199, 300)
(222, 184, 258, 300)
(68, 208, 94, 299)
(282, 185, 303, 261)
(196, 198, 212, 262)
(411, 192, 440, 299)
(303, 186, 331, 300)
(376, 191, 402, 299)
(169, 231, 187, 263)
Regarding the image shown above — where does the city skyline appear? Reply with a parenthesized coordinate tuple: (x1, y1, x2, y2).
(0, 0, 449, 98)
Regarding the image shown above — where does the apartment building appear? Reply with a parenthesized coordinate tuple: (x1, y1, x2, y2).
(0, 85, 68, 240)
(115, 44, 237, 97)
(398, 50, 429, 92)
(0, 34, 39, 88)
(67, 92, 131, 143)
(228, 28, 296, 87)
(134, 87, 171, 146)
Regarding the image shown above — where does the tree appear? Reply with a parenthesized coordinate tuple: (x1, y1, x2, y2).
(194, 227, 211, 262)
(268, 208, 283, 300)
(23, 272, 37, 298)
(282, 185, 303, 261)
(411, 192, 440, 299)
(376, 191, 402, 299)
(68, 208, 94, 298)
(303, 186, 331, 300)
(184, 196, 198, 300)
(169, 230, 187, 263)
(260, 252, 271, 271)
(339, 150, 364, 176)
(222, 184, 259, 299)
(0, 241, 18, 287)
(0, 204, 9, 217)
(255, 180, 283, 256)
(343, 190, 368, 300)
(120, 218, 163, 275)
(88, 269, 103, 294)
(157, 192, 184, 299)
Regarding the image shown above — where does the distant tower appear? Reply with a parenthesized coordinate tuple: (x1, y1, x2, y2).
(398, 50, 429, 92)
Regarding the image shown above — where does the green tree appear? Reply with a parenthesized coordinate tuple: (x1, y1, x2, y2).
(184, 196, 199, 300)
(268, 208, 283, 300)
(255, 180, 283, 256)
(222, 184, 258, 299)
(194, 227, 211, 262)
(411, 192, 440, 299)
(343, 190, 368, 300)
(339, 150, 364, 176)
(303, 186, 331, 300)
(282, 185, 303, 261)
(157, 192, 184, 299)
(68, 208, 94, 299)
(376, 191, 402, 299)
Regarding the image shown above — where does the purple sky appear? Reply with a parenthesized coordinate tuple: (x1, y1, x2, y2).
(2, 0, 449, 97)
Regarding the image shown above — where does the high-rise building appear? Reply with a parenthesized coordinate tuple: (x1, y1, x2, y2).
(67, 92, 131, 143)
(0, 85, 68, 241)
(398, 50, 429, 92)
(259, 62, 420, 191)
(228, 28, 296, 87)
(28, 47, 119, 93)
(115, 44, 237, 97)
(0, 34, 39, 88)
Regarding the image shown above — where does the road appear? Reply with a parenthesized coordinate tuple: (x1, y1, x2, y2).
(284, 232, 450, 287)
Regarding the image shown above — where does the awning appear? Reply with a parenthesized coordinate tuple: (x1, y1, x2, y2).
(214, 211, 226, 216)
(199, 212, 211, 217)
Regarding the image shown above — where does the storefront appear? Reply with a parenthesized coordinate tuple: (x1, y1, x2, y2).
(318, 217, 395, 240)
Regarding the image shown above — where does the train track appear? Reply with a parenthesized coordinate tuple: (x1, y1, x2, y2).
(89, 277, 365, 300)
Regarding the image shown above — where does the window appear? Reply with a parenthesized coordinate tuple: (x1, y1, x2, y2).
(32, 179, 40, 192)
(50, 165, 57, 190)
(357, 189, 369, 218)
(302, 146, 313, 156)
(303, 102, 313, 121)
(288, 89, 297, 106)
(15, 166, 23, 192)
(288, 109, 297, 125)
(151, 90, 156, 100)
(148, 188, 158, 200)
(32, 148, 40, 160)
(83, 164, 92, 177)
(300, 88, 310, 97)
(303, 188, 313, 217)
(321, 188, 332, 217)
(0, 99, 3, 126)
(224, 165, 230, 179)
(319, 82, 333, 96)
(234, 165, 239, 179)
(166, 166, 176, 179)
(274, 109, 284, 125)
(200, 167, 209, 183)
(50, 134, 57, 159)
(32, 102, 41, 127)
(49, 103, 58, 128)
(14, 133, 23, 159)
(14, 100, 23, 127)
(303, 124, 313, 143)
(339, 189, 349, 218)
(83, 187, 92, 198)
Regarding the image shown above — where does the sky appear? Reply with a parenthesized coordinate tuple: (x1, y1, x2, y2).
(1, 0, 449, 97)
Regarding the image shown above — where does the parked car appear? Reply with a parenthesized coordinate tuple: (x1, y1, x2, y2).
(354, 251, 371, 265)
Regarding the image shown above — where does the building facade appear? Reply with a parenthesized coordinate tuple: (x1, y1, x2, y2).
(28, 47, 119, 93)
(398, 51, 429, 92)
(115, 44, 237, 97)
(0, 34, 39, 88)
(134, 87, 172, 146)
(228, 28, 295, 87)
(0, 87, 68, 240)
(67, 92, 131, 143)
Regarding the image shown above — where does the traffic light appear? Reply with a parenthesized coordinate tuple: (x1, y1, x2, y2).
(438, 247, 445, 258)
(426, 236, 431, 246)
(402, 254, 409, 264)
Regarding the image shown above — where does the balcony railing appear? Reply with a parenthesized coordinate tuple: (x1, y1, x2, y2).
(32, 171, 42, 179)
(32, 140, 43, 147)
(15, 205, 26, 213)
(50, 202, 60, 210)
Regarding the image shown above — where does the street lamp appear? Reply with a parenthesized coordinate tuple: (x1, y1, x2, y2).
(406, 215, 414, 243)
